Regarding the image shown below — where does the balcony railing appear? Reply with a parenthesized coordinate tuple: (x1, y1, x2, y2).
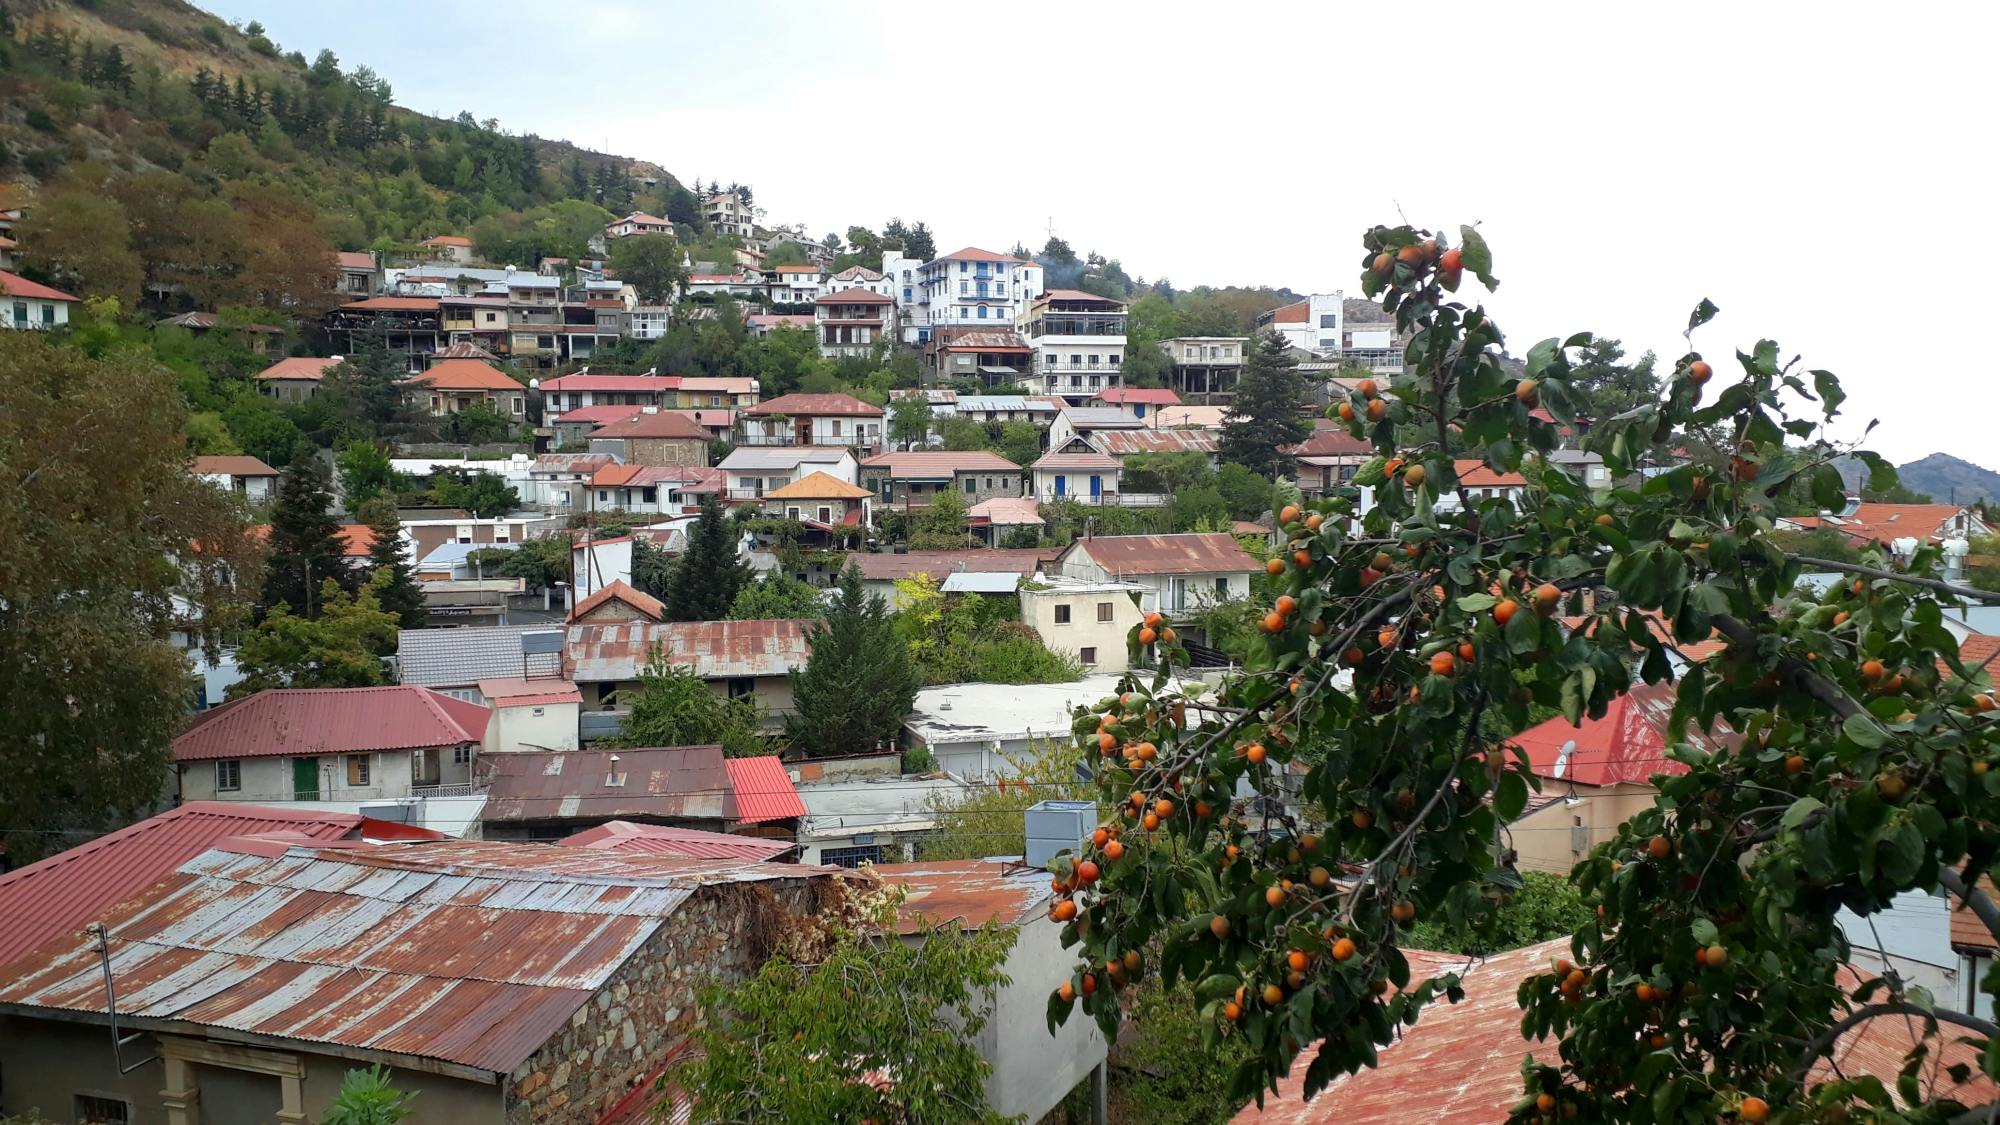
(410, 782, 486, 799)
(1034, 491, 1169, 507)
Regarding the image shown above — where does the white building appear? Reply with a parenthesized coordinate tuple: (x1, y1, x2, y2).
(605, 211, 675, 239)
(827, 264, 893, 299)
(1018, 575, 1148, 674)
(716, 446, 861, 501)
(1257, 292, 1345, 355)
(191, 455, 279, 502)
(2, 270, 78, 329)
(903, 672, 1170, 780)
(881, 249, 926, 342)
(912, 247, 1045, 342)
(704, 189, 755, 237)
(738, 393, 885, 452)
(477, 677, 582, 755)
(1055, 532, 1260, 614)
(630, 304, 670, 340)
(768, 263, 826, 304)
(1022, 290, 1127, 404)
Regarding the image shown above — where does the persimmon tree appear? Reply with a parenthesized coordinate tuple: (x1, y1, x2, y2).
(1044, 222, 2000, 1123)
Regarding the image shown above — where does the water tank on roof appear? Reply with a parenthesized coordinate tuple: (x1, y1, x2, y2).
(1025, 799, 1096, 869)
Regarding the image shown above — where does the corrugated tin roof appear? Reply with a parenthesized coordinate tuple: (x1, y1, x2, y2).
(533, 453, 618, 474)
(1094, 429, 1217, 457)
(559, 821, 795, 862)
(1064, 533, 1259, 577)
(553, 404, 647, 426)
(716, 447, 853, 471)
(398, 624, 566, 688)
(1060, 407, 1145, 430)
(725, 757, 807, 824)
(743, 393, 883, 417)
(0, 803, 442, 970)
(1095, 388, 1181, 405)
(0, 841, 828, 1076)
(861, 451, 1020, 477)
(1031, 451, 1120, 471)
(940, 572, 1023, 594)
(256, 356, 343, 382)
(173, 688, 491, 762)
(592, 411, 713, 441)
(1285, 422, 1374, 458)
(565, 620, 813, 683)
(967, 497, 1042, 525)
(845, 549, 1056, 582)
(475, 677, 583, 707)
(478, 747, 734, 823)
(1509, 683, 1727, 788)
(872, 859, 1050, 934)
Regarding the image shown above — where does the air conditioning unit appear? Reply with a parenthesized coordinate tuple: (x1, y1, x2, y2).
(1025, 799, 1096, 869)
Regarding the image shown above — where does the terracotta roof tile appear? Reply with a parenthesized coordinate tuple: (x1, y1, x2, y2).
(0, 269, 78, 302)
(590, 410, 712, 441)
(744, 393, 883, 417)
(407, 359, 522, 391)
(568, 580, 666, 623)
(191, 455, 277, 477)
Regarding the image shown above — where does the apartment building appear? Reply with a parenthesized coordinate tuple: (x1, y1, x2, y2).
(1022, 290, 1127, 404)
(910, 247, 1046, 342)
(705, 189, 755, 237)
(814, 287, 896, 358)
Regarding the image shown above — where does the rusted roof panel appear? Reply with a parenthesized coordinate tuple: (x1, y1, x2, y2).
(1093, 428, 1217, 457)
(0, 841, 828, 1075)
(1066, 533, 1259, 577)
(843, 548, 1057, 582)
(565, 619, 813, 683)
(872, 859, 1050, 934)
(477, 747, 734, 823)
(560, 821, 795, 862)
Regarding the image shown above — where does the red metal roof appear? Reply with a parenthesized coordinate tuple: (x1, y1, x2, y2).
(407, 359, 523, 391)
(591, 410, 712, 441)
(478, 747, 734, 824)
(0, 803, 442, 969)
(725, 757, 807, 824)
(255, 356, 343, 382)
(336, 251, 375, 270)
(539, 374, 682, 393)
(872, 858, 1051, 934)
(1095, 387, 1181, 405)
(475, 677, 583, 707)
(933, 247, 1022, 264)
(1064, 533, 1259, 576)
(744, 392, 884, 417)
(1287, 423, 1374, 458)
(569, 580, 667, 623)
(814, 287, 894, 305)
(566, 619, 814, 682)
(0, 269, 78, 302)
(553, 404, 647, 426)
(172, 687, 490, 762)
(560, 821, 795, 862)
(0, 841, 829, 1075)
(1508, 682, 1730, 787)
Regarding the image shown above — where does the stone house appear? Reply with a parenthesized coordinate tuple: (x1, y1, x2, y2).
(0, 839, 836, 1125)
(253, 355, 343, 403)
(859, 450, 1023, 512)
(404, 358, 528, 419)
(569, 579, 667, 624)
(586, 408, 712, 467)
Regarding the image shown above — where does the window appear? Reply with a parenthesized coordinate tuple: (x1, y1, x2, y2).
(11, 301, 24, 326)
(74, 1096, 128, 1125)
(1088, 354, 1100, 366)
(347, 754, 371, 786)
(818, 505, 832, 522)
(512, 397, 524, 415)
(903, 287, 912, 302)
(787, 506, 801, 519)
(1097, 601, 1115, 622)
(1070, 354, 1082, 366)
(978, 306, 988, 319)
(454, 747, 473, 764)
(41, 303, 55, 325)
(822, 844, 886, 868)
(1054, 604, 1072, 624)
(215, 759, 241, 792)
(1215, 577, 1229, 595)
(963, 477, 976, 493)
(597, 490, 609, 503)
(1109, 354, 1120, 365)
(960, 280, 969, 294)
(1320, 314, 1338, 328)
(1079, 646, 1098, 666)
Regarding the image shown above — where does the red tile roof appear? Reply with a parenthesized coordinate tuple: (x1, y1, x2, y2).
(744, 392, 884, 417)
(1952, 874, 2000, 952)
(335, 251, 375, 270)
(1508, 682, 1735, 787)
(1455, 459, 1530, 488)
(0, 803, 442, 969)
(420, 234, 473, 247)
(340, 296, 439, 311)
(559, 821, 795, 861)
(568, 579, 667, 623)
(1266, 299, 1309, 324)
(1065, 533, 1259, 576)
(1033, 449, 1121, 471)
(255, 356, 343, 382)
(934, 247, 1023, 264)
(763, 471, 873, 500)
(1096, 388, 1181, 405)
(590, 410, 713, 441)
(552, 404, 646, 426)
(539, 374, 681, 394)
(0, 269, 78, 303)
(725, 756, 808, 824)
(814, 286, 894, 306)
(172, 686, 490, 761)
(772, 263, 822, 274)
(191, 455, 278, 477)
(1287, 424, 1374, 458)
(1037, 288, 1127, 306)
(336, 523, 376, 557)
(476, 676, 583, 707)
(407, 358, 523, 391)
(861, 450, 1020, 477)
(1821, 504, 1984, 546)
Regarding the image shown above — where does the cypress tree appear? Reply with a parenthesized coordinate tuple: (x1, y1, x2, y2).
(358, 498, 427, 630)
(785, 565, 917, 758)
(261, 457, 353, 619)
(663, 496, 750, 621)
(1219, 329, 1314, 480)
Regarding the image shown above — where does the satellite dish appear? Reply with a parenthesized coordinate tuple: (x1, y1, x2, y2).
(1552, 739, 1578, 780)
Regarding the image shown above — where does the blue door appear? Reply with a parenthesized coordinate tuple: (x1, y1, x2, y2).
(1089, 475, 1102, 498)
(1054, 475, 1067, 496)
(1135, 404, 1147, 419)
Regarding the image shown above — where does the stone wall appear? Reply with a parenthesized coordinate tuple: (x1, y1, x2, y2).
(503, 876, 830, 1125)
(626, 437, 707, 468)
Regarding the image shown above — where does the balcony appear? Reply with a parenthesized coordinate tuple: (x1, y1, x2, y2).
(409, 782, 486, 799)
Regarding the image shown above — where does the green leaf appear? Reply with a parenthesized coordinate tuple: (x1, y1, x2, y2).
(1691, 917, 1719, 945)
(1843, 712, 1888, 749)
(1496, 770, 1528, 821)
(1811, 369, 1846, 416)
(1456, 593, 1499, 613)
(1810, 463, 1847, 512)
(1458, 225, 1497, 288)
(1525, 338, 1561, 378)
(1781, 797, 1826, 830)
(1505, 602, 1542, 654)
(1687, 299, 1719, 332)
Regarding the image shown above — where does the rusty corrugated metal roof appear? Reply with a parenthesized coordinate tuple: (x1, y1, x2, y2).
(1093, 428, 1217, 457)
(872, 859, 1050, 935)
(844, 548, 1056, 582)
(0, 841, 828, 1075)
(1065, 533, 1259, 577)
(478, 747, 734, 823)
(559, 822, 795, 862)
(0, 804, 442, 970)
(565, 619, 813, 683)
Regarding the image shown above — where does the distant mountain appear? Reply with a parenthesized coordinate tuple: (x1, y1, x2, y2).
(1893, 453, 2000, 506)
(1834, 452, 2000, 505)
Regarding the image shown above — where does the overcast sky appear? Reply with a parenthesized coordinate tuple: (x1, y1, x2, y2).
(208, 1, 1998, 471)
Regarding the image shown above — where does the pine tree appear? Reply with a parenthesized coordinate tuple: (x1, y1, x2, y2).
(1218, 329, 1313, 480)
(566, 159, 590, 200)
(358, 498, 427, 630)
(785, 565, 917, 758)
(663, 496, 751, 621)
(261, 457, 354, 619)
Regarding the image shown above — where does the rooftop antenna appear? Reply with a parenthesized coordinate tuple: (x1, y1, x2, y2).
(88, 923, 159, 1074)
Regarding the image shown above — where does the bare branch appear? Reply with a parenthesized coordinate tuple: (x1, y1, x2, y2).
(1786, 1002, 2000, 1090)
(1790, 555, 2000, 605)
(1939, 865, 2000, 949)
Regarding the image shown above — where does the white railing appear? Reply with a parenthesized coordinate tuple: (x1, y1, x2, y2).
(409, 783, 486, 799)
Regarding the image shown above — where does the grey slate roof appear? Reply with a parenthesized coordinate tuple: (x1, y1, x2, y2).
(716, 447, 853, 471)
(397, 624, 566, 688)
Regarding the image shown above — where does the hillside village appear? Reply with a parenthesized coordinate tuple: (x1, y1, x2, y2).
(4, 3, 2000, 1125)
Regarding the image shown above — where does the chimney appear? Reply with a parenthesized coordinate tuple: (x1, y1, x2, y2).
(642, 406, 658, 414)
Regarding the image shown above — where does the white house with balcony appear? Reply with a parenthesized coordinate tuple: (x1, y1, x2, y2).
(1055, 532, 1259, 615)
(814, 288, 895, 358)
(770, 263, 827, 304)
(717, 447, 861, 502)
(1160, 336, 1249, 402)
(911, 247, 1045, 343)
(739, 393, 885, 451)
(606, 211, 675, 239)
(191, 455, 279, 502)
(1022, 290, 1127, 404)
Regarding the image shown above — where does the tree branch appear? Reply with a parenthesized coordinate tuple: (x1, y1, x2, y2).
(1790, 555, 2000, 605)
(1939, 864, 2000, 949)
(1711, 612, 1866, 720)
(1786, 1003, 2000, 1090)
